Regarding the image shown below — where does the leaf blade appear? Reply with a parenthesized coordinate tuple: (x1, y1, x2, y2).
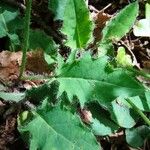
(56, 54, 145, 106)
(18, 105, 100, 150)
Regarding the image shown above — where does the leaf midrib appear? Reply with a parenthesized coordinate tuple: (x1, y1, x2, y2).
(57, 77, 143, 90)
(73, 0, 81, 48)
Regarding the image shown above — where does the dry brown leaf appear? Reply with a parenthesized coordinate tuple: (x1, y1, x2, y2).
(0, 51, 22, 82)
(0, 50, 51, 83)
(26, 49, 51, 74)
(93, 12, 112, 42)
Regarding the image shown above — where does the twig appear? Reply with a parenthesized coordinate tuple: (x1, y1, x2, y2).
(89, 3, 112, 13)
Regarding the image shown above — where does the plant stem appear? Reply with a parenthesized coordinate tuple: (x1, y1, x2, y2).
(126, 98, 150, 126)
(19, 0, 32, 79)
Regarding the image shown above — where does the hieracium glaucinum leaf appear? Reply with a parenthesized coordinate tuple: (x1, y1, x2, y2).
(18, 104, 100, 150)
(56, 53, 145, 106)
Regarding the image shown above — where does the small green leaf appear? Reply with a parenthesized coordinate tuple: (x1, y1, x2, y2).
(0, 92, 25, 102)
(102, 1, 139, 42)
(126, 125, 150, 148)
(116, 46, 133, 67)
(18, 105, 100, 150)
(61, 0, 93, 49)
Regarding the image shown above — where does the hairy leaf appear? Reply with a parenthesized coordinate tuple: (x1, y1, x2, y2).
(61, 0, 93, 49)
(56, 53, 145, 106)
(102, 1, 138, 42)
(18, 105, 100, 150)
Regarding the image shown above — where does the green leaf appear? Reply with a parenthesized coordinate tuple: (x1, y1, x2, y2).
(107, 100, 139, 128)
(88, 102, 119, 136)
(126, 125, 150, 148)
(18, 105, 100, 150)
(56, 53, 145, 106)
(0, 92, 25, 102)
(102, 1, 139, 42)
(61, 0, 93, 49)
(48, 0, 68, 20)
